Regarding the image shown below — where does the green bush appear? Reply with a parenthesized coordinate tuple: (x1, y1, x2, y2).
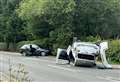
(0, 42, 7, 50)
(82, 35, 101, 42)
(0, 42, 16, 51)
(106, 40, 120, 64)
(16, 41, 32, 50)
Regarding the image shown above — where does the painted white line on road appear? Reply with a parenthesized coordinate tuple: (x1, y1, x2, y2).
(97, 76, 120, 82)
(48, 65, 80, 73)
(33, 57, 55, 64)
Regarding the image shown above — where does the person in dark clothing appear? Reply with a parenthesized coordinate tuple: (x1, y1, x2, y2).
(30, 45, 36, 55)
(67, 55, 71, 64)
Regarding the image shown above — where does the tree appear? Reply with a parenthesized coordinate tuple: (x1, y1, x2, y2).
(17, 0, 120, 51)
(17, 0, 75, 48)
(0, 0, 23, 50)
(73, 0, 120, 39)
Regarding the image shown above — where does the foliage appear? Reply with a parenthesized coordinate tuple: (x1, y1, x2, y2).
(107, 40, 120, 64)
(0, 0, 24, 49)
(0, 42, 7, 50)
(82, 35, 101, 42)
(17, 0, 120, 42)
(73, 0, 120, 39)
(0, 0, 120, 63)
(9, 63, 30, 81)
(16, 0, 76, 53)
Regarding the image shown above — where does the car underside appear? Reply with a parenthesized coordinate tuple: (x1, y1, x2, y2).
(56, 41, 112, 69)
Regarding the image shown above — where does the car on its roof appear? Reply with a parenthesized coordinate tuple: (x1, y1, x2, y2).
(56, 39, 112, 69)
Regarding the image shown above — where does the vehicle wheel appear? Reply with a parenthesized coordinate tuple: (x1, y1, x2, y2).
(22, 52, 26, 56)
(41, 52, 46, 56)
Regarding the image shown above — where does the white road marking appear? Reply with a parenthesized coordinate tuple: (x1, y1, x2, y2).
(37, 58, 55, 64)
(97, 76, 120, 82)
(48, 65, 80, 72)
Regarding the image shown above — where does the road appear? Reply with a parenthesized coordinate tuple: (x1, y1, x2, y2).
(0, 51, 120, 82)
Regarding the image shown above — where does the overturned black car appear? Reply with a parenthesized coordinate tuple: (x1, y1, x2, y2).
(20, 44, 51, 56)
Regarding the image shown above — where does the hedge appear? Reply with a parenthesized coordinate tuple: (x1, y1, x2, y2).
(106, 40, 120, 64)
(0, 42, 16, 51)
(0, 42, 6, 50)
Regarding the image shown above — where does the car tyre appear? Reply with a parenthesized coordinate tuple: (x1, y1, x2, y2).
(22, 52, 26, 56)
(41, 52, 46, 56)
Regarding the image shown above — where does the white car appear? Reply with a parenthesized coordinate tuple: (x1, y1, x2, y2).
(56, 40, 112, 69)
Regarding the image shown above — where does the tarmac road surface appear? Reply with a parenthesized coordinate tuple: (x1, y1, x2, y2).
(0, 51, 120, 82)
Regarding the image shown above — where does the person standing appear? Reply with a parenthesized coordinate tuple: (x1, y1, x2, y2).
(30, 45, 36, 55)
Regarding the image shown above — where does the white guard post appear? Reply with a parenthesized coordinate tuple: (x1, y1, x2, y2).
(100, 42, 112, 68)
(56, 48, 61, 63)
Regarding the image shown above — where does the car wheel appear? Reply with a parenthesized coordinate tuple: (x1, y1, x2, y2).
(41, 52, 46, 56)
(22, 52, 26, 56)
